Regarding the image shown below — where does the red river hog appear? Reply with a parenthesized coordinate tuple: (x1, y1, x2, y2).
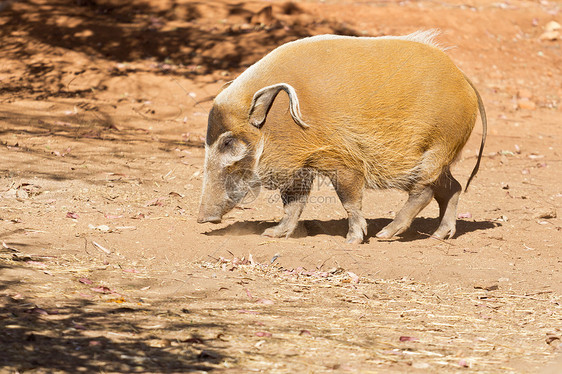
(197, 30, 487, 244)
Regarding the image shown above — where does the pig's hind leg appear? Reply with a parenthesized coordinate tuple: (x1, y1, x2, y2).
(376, 186, 434, 239)
(430, 169, 462, 239)
(332, 169, 368, 244)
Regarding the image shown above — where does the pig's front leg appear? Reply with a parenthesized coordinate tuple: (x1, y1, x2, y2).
(262, 176, 312, 239)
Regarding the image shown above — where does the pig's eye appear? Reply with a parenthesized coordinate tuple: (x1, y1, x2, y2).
(223, 137, 233, 147)
(218, 136, 235, 153)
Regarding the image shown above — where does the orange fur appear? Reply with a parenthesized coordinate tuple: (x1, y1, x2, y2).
(214, 33, 480, 191)
(199, 31, 486, 243)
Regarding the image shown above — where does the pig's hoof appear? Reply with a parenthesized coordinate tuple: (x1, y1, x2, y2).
(376, 222, 407, 239)
(375, 227, 396, 239)
(432, 224, 456, 240)
(345, 235, 363, 244)
(262, 226, 287, 238)
(375, 231, 391, 239)
(345, 218, 367, 243)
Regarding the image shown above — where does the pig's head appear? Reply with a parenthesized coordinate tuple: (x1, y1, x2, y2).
(197, 104, 263, 224)
(197, 83, 309, 224)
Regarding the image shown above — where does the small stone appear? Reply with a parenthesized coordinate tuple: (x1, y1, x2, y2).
(3, 189, 17, 199)
(475, 284, 499, 291)
(198, 350, 221, 361)
(544, 21, 561, 32)
(539, 30, 560, 41)
(148, 339, 171, 348)
(518, 98, 536, 110)
(74, 29, 94, 38)
(533, 208, 557, 219)
(251, 5, 275, 25)
(89, 224, 110, 232)
(518, 88, 533, 99)
(15, 189, 29, 199)
(545, 334, 560, 347)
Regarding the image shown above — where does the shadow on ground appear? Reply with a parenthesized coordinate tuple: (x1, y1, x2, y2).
(0, 289, 224, 372)
(1, 0, 358, 99)
(203, 217, 500, 241)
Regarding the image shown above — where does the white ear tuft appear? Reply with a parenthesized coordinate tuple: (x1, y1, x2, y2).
(248, 83, 310, 129)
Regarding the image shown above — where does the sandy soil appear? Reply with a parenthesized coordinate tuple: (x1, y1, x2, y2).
(1, 0, 561, 372)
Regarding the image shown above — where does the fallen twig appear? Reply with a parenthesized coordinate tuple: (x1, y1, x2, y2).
(92, 241, 111, 255)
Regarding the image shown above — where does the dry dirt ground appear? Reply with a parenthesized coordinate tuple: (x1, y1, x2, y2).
(1, 0, 561, 372)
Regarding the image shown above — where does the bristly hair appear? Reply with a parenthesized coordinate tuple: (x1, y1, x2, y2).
(289, 30, 451, 52)
(379, 29, 450, 51)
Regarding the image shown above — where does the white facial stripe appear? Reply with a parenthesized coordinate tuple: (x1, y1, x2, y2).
(206, 131, 231, 164)
(207, 131, 249, 167)
(253, 137, 264, 172)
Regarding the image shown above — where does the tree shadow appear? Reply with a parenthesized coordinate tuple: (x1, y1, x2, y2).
(1, 250, 230, 371)
(0, 104, 196, 146)
(0, 105, 205, 183)
(203, 217, 500, 242)
(0, 0, 359, 184)
(0, 282, 226, 372)
(1, 0, 358, 99)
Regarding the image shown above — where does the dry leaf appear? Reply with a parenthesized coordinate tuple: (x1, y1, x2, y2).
(255, 331, 272, 337)
(91, 286, 112, 294)
(79, 278, 93, 285)
(106, 297, 126, 303)
(399, 336, 418, 342)
(145, 197, 167, 207)
(347, 271, 360, 284)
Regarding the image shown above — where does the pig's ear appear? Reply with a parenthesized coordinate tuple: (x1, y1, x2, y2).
(216, 132, 248, 166)
(248, 83, 310, 129)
